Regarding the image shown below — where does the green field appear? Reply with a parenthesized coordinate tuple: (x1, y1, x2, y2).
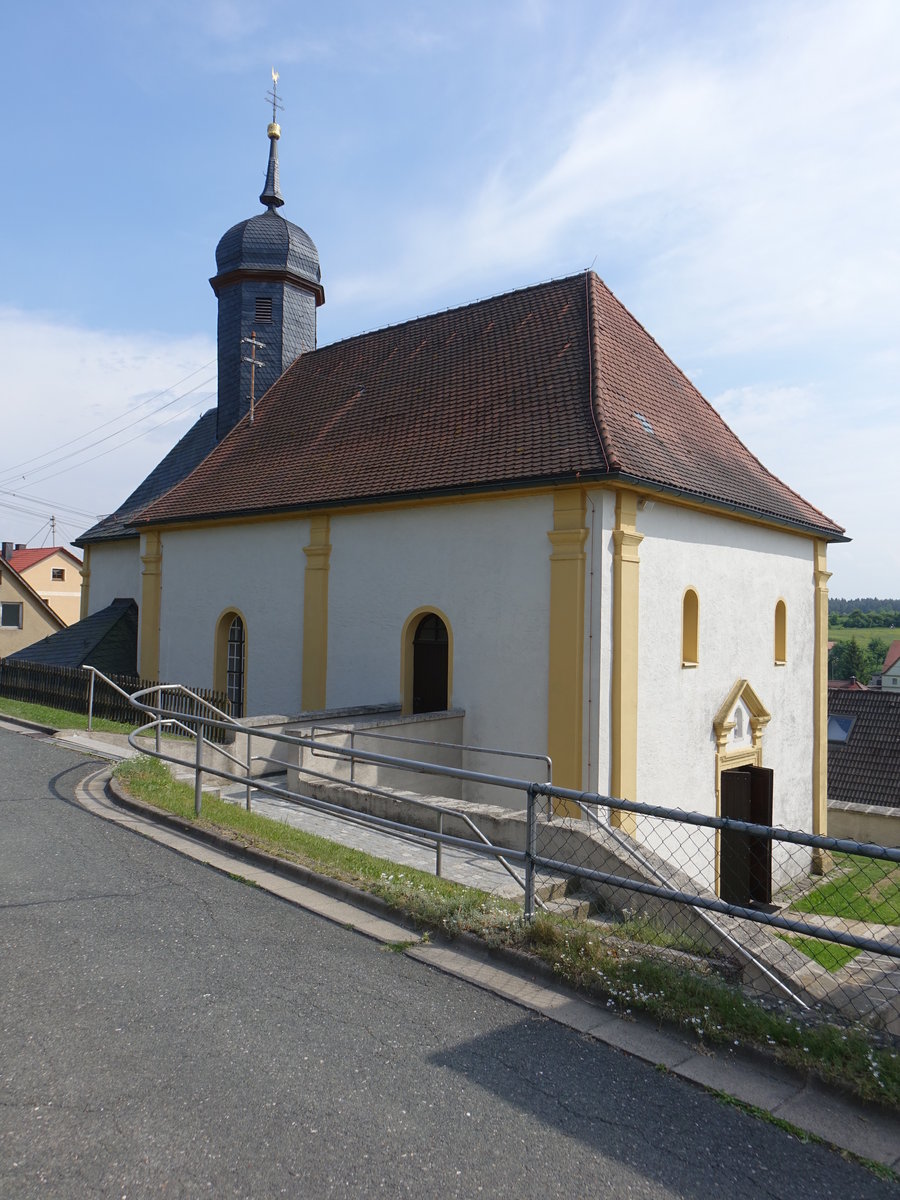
(828, 626, 897, 647)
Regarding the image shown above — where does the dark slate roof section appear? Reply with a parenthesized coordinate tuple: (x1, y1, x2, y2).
(828, 689, 900, 810)
(136, 272, 845, 539)
(5, 598, 138, 676)
(76, 409, 218, 545)
(214, 209, 321, 289)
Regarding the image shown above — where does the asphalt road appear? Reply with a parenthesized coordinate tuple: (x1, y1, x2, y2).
(0, 727, 895, 1199)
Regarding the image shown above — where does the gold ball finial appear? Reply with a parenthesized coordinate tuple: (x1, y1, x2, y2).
(267, 121, 281, 140)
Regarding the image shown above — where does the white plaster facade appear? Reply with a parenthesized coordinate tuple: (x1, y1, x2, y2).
(87, 540, 143, 613)
(156, 519, 309, 715)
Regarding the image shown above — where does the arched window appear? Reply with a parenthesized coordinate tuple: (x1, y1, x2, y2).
(214, 610, 246, 718)
(774, 600, 787, 665)
(682, 588, 699, 667)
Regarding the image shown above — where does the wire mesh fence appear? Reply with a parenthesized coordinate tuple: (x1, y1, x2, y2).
(527, 786, 900, 1034)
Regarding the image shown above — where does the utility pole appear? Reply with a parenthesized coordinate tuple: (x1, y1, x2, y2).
(241, 332, 267, 423)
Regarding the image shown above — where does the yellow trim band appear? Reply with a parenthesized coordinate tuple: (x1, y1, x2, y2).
(610, 491, 643, 834)
(547, 489, 588, 808)
(139, 532, 162, 680)
(302, 515, 331, 711)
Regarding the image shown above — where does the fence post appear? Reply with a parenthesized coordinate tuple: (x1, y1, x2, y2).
(436, 813, 443, 878)
(87, 669, 95, 732)
(194, 714, 204, 817)
(524, 783, 537, 922)
(350, 730, 355, 784)
(245, 733, 253, 812)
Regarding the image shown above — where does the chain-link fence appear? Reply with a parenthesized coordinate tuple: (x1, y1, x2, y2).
(526, 785, 900, 1033)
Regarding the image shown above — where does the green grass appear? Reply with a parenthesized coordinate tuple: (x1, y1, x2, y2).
(793, 854, 900, 926)
(113, 755, 900, 1111)
(828, 626, 895, 647)
(779, 934, 861, 971)
(0, 696, 139, 735)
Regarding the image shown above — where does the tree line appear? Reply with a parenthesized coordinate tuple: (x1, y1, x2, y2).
(829, 636, 893, 684)
(830, 597, 900, 625)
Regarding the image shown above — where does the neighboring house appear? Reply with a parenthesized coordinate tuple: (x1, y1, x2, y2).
(3, 544, 83, 626)
(5, 598, 138, 677)
(827, 688, 900, 847)
(0, 555, 65, 656)
(881, 640, 900, 692)
(71, 102, 846, 887)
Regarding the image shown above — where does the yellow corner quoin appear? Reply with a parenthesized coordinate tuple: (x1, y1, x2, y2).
(79, 545, 91, 621)
(610, 490, 643, 835)
(546, 488, 588, 812)
(302, 514, 331, 712)
(812, 538, 831, 872)
(139, 532, 162, 681)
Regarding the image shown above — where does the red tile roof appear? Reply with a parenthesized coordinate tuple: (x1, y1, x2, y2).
(7, 546, 82, 572)
(138, 272, 845, 538)
(882, 640, 900, 675)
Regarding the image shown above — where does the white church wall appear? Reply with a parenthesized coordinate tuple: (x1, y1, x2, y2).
(632, 502, 816, 886)
(157, 519, 309, 714)
(326, 494, 554, 807)
(87, 539, 142, 613)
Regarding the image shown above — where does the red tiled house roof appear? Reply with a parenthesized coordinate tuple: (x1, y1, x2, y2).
(7, 546, 82, 572)
(882, 640, 900, 675)
(137, 272, 845, 538)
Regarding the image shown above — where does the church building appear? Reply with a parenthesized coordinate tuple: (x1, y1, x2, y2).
(73, 97, 846, 852)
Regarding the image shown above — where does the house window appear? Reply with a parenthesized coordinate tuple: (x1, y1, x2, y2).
(51, 568, 65, 581)
(682, 588, 699, 666)
(255, 296, 273, 322)
(827, 715, 855, 743)
(774, 600, 787, 664)
(1, 602, 23, 628)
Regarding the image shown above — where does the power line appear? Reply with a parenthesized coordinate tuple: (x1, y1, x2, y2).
(0, 358, 215, 482)
(0, 374, 215, 490)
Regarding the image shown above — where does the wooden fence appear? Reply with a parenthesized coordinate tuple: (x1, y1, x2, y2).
(0, 658, 232, 739)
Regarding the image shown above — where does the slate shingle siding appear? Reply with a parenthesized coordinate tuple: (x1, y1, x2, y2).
(828, 689, 900, 810)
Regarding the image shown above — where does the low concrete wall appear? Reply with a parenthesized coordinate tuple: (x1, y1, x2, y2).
(286, 709, 468, 801)
(828, 801, 900, 848)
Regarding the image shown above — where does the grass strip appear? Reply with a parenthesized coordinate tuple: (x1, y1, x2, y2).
(793, 854, 900, 927)
(0, 696, 138, 735)
(114, 755, 900, 1111)
(778, 934, 861, 972)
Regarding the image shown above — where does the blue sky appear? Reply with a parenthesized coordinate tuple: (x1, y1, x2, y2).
(1, 0, 898, 598)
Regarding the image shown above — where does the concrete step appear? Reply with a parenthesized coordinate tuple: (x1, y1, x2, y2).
(540, 891, 598, 920)
(534, 872, 579, 903)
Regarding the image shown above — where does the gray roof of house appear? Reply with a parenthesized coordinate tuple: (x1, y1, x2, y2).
(76, 409, 218, 545)
(5, 598, 138, 676)
(828, 688, 900, 810)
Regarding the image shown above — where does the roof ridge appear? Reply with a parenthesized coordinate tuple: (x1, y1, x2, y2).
(585, 272, 616, 472)
(591, 276, 844, 535)
(314, 271, 592, 359)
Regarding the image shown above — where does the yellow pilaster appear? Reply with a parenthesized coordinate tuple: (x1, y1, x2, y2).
(611, 491, 643, 835)
(302, 515, 331, 711)
(547, 489, 588, 810)
(79, 545, 91, 621)
(812, 539, 832, 873)
(139, 532, 162, 680)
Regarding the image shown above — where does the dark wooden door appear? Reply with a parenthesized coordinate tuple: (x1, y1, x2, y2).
(720, 765, 774, 906)
(412, 614, 448, 713)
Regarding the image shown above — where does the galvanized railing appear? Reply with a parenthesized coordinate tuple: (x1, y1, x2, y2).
(86, 666, 900, 1027)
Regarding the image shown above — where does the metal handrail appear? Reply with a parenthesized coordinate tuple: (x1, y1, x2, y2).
(310, 722, 553, 783)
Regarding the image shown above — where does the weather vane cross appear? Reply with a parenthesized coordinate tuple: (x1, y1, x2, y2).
(266, 68, 284, 124)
